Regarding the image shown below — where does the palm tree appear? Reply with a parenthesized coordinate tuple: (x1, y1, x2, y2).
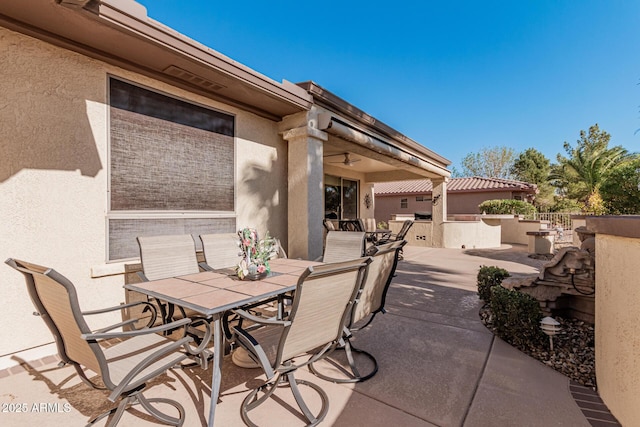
(550, 124, 635, 213)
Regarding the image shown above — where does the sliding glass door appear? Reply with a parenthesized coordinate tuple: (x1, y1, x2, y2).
(324, 174, 358, 219)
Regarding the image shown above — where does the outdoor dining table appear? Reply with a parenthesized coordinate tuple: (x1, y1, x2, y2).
(124, 257, 323, 427)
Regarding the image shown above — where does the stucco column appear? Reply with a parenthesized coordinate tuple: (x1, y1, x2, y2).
(282, 125, 328, 260)
(431, 177, 448, 247)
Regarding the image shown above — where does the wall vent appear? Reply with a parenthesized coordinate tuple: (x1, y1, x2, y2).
(163, 65, 226, 92)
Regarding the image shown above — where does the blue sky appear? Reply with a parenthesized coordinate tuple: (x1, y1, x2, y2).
(136, 0, 640, 170)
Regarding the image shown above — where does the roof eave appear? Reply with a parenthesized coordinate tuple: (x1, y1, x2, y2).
(298, 81, 451, 168)
(0, 0, 312, 120)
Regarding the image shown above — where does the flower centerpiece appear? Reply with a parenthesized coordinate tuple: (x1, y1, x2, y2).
(236, 228, 277, 280)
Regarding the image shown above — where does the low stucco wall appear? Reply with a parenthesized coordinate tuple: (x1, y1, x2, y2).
(500, 217, 550, 245)
(442, 219, 501, 249)
(588, 216, 640, 426)
(388, 218, 501, 249)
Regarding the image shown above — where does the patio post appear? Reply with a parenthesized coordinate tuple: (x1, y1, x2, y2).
(431, 177, 448, 247)
(282, 124, 328, 260)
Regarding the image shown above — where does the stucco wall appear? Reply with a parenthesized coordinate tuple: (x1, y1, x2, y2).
(449, 191, 516, 214)
(442, 219, 501, 249)
(388, 218, 501, 249)
(374, 194, 432, 223)
(500, 217, 549, 245)
(0, 27, 287, 357)
(375, 190, 519, 222)
(593, 230, 640, 426)
(388, 220, 433, 247)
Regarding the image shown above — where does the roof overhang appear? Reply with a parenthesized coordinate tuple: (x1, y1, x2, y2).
(318, 114, 450, 180)
(0, 0, 312, 120)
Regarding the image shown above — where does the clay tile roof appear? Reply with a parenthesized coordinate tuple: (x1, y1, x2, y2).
(373, 176, 538, 195)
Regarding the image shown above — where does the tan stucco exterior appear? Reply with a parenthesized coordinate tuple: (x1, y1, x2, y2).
(0, 27, 289, 356)
(588, 217, 640, 426)
(375, 190, 526, 223)
(500, 217, 550, 245)
(388, 217, 501, 249)
(0, 0, 451, 364)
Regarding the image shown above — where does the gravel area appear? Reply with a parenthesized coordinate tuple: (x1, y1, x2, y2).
(480, 307, 596, 389)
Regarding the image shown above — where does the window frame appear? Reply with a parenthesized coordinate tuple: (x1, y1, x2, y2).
(106, 76, 237, 261)
(323, 174, 360, 220)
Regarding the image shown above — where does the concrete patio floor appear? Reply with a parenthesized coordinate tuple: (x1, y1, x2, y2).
(0, 245, 608, 426)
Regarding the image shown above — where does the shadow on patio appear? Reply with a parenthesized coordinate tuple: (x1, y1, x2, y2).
(0, 246, 593, 426)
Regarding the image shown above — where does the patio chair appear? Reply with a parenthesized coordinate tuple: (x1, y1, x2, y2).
(309, 240, 407, 383)
(137, 235, 211, 350)
(338, 218, 365, 232)
(227, 257, 371, 426)
(136, 234, 201, 324)
(361, 218, 377, 233)
(272, 238, 288, 259)
(322, 218, 336, 232)
(199, 233, 242, 271)
(375, 220, 413, 245)
(137, 234, 200, 281)
(318, 231, 366, 263)
(5, 258, 211, 427)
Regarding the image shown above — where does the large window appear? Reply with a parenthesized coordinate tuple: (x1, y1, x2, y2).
(324, 175, 359, 219)
(107, 77, 236, 260)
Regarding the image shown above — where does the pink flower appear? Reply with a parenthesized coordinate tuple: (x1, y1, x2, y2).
(257, 265, 266, 273)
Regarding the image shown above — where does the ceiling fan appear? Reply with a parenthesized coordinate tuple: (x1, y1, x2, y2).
(326, 153, 361, 166)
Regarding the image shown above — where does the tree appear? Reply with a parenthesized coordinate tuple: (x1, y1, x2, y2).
(550, 124, 634, 213)
(600, 158, 640, 214)
(460, 146, 515, 179)
(511, 148, 553, 210)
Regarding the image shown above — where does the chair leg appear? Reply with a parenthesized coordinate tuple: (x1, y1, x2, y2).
(287, 372, 328, 425)
(308, 339, 378, 383)
(86, 391, 185, 427)
(137, 394, 185, 427)
(86, 394, 133, 427)
(241, 372, 328, 427)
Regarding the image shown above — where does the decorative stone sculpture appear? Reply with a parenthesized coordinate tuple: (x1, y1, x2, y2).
(503, 225, 596, 323)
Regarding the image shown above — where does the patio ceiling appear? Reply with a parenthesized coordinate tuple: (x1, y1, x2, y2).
(300, 81, 452, 182)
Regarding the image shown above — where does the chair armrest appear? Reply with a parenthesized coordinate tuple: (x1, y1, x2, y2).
(83, 301, 158, 330)
(93, 318, 140, 333)
(108, 335, 194, 401)
(198, 261, 213, 271)
(233, 308, 291, 327)
(82, 301, 156, 316)
(82, 301, 157, 316)
(82, 317, 192, 340)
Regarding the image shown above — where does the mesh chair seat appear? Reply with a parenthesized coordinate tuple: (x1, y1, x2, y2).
(309, 240, 407, 383)
(320, 231, 366, 263)
(6, 258, 211, 427)
(199, 233, 242, 271)
(227, 257, 371, 427)
(103, 334, 187, 387)
(136, 235, 210, 345)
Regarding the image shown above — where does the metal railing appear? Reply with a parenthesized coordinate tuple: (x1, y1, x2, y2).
(527, 212, 580, 243)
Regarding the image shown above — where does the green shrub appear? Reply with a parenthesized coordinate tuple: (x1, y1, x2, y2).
(477, 265, 510, 302)
(478, 199, 536, 216)
(489, 285, 545, 348)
